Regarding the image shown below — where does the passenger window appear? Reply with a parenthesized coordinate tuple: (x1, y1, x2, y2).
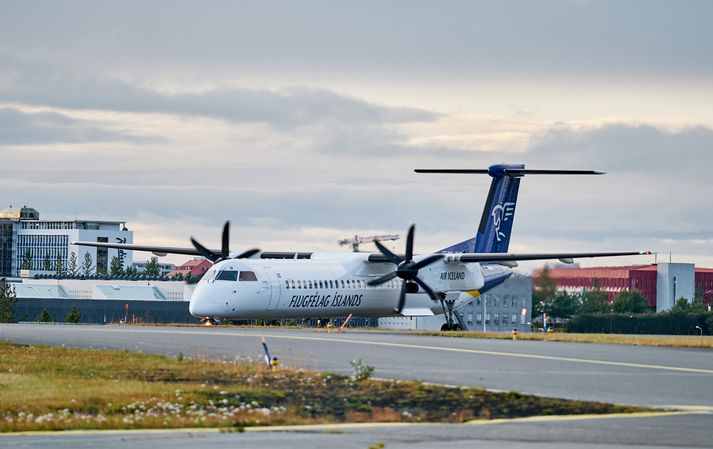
(239, 271, 257, 281)
(216, 270, 238, 281)
(291, 280, 296, 289)
(309, 280, 313, 289)
(285, 281, 289, 289)
(340, 280, 345, 288)
(329, 280, 333, 288)
(319, 281, 323, 289)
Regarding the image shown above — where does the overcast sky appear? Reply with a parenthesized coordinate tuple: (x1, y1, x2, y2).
(1, 0, 712, 270)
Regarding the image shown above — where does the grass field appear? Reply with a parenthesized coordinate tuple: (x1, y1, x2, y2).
(414, 330, 713, 348)
(0, 342, 646, 432)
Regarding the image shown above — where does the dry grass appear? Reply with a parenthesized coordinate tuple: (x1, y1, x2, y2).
(0, 342, 647, 432)
(413, 330, 713, 348)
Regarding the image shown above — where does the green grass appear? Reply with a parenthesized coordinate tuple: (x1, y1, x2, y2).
(413, 330, 713, 348)
(0, 342, 648, 432)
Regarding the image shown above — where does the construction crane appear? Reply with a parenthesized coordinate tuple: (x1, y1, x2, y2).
(338, 234, 400, 252)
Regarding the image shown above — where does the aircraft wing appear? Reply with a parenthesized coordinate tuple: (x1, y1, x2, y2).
(72, 241, 206, 257)
(367, 251, 650, 263)
(443, 251, 650, 263)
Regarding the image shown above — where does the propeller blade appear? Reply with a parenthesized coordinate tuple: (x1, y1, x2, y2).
(234, 248, 261, 259)
(221, 221, 230, 260)
(395, 282, 407, 313)
(367, 271, 398, 286)
(374, 240, 402, 265)
(405, 224, 415, 261)
(411, 254, 444, 270)
(413, 277, 439, 303)
(190, 237, 219, 262)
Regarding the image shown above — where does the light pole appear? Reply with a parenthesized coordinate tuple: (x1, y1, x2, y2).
(526, 321, 535, 333)
(695, 325, 703, 336)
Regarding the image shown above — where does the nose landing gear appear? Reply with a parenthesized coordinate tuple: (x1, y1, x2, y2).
(201, 317, 217, 326)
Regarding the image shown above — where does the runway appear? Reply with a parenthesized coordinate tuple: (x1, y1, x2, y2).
(1, 323, 712, 448)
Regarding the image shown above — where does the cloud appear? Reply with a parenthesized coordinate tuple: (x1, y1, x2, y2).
(0, 107, 160, 145)
(0, 53, 438, 127)
(526, 123, 713, 178)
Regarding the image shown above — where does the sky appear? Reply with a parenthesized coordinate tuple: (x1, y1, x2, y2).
(1, 0, 712, 271)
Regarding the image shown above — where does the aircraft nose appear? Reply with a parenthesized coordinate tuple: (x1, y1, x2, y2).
(189, 287, 212, 317)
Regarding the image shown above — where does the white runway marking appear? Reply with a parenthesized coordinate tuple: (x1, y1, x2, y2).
(72, 327, 713, 375)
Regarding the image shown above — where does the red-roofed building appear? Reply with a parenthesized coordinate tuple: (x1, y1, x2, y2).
(532, 264, 713, 310)
(168, 258, 212, 278)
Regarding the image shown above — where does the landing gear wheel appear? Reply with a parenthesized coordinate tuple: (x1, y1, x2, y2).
(201, 317, 217, 326)
(439, 298, 461, 331)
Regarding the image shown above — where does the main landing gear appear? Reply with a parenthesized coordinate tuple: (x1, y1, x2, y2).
(439, 298, 463, 331)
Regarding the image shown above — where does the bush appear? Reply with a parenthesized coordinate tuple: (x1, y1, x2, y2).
(567, 312, 713, 335)
(350, 359, 375, 382)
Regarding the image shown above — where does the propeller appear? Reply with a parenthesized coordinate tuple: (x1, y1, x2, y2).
(368, 224, 444, 313)
(190, 221, 260, 263)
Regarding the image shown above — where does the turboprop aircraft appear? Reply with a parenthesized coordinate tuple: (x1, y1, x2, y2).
(74, 164, 649, 330)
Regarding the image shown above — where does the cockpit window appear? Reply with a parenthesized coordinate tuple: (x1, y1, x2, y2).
(215, 270, 238, 281)
(239, 271, 258, 281)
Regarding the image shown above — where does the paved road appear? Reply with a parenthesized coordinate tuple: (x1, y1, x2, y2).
(2, 324, 712, 448)
(1, 412, 711, 448)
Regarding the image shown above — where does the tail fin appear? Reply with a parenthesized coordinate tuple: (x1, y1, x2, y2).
(416, 165, 603, 254)
(474, 164, 523, 253)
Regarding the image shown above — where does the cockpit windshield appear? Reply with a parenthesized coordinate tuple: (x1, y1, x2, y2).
(215, 270, 238, 281)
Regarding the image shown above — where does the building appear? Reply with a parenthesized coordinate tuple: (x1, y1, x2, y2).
(9, 277, 192, 301)
(167, 257, 212, 279)
(379, 274, 532, 331)
(132, 257, 176, 276)
(0, 205, 133, 278)
(533, 263, 713, 311)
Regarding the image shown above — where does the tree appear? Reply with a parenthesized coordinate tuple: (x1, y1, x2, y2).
(669, 297, 705, 314)
(81, 252, 94, 277)
(54, 254, 65, 277)
(37, 308, 52, 323)
(21, 250, 32, 271)
(0, 278, 17, 323)
(532, 266, 557, 317)
(110, 256, 125, 276)
(65, 304, 81, 323)
(125, 265, 138, 276)
(144, 258, 160, 277)
(579, 279, 610, 314)
(43, 253, 52, 271)
(612, 290, 649, 314)
(546, 291, 581, 319)
(67, 252, 78, 276)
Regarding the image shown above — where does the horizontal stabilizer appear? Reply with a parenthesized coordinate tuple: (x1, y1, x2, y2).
(415, 168, 604, 175)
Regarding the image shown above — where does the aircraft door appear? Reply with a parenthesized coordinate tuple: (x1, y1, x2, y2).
(264, 267, 282, 311)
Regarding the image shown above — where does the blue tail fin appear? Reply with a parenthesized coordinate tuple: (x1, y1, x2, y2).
(473, 164, 523, 253)
(417, 164, 603, 254)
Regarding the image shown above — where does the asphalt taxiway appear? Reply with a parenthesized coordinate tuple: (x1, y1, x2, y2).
(1, 324, 712, 448)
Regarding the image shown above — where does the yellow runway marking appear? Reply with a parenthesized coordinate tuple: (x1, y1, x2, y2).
(78, 327, 713, 375)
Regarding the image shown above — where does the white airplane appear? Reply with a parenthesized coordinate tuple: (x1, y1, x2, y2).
(75, 164, 649, 330)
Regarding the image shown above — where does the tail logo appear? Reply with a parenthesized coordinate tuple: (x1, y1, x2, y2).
(492, 202, 515, 241)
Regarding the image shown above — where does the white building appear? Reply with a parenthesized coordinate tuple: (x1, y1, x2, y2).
(1, 206, 133, 277)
